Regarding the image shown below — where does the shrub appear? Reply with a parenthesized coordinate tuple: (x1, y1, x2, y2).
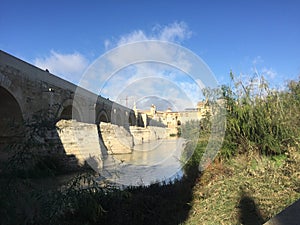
(221, 72, 299, 157)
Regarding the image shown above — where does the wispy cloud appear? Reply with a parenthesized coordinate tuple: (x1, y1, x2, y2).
(157, 21, 192, 42)
(252, 56, 264, 65)
(248, 57, 278, 81)
(30, 22, 216, 113)
(94, 22, 205, 110)
(105, 21, 191, 49)
(64, 22, 215, 111)
(100, 63, 200, 110)
(104, 39, 111, 50)
(34, 50, 89, 84)
(261, 67, 277, 79)
(117, 30, 148, 46)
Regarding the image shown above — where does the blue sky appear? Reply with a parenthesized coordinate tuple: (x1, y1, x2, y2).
(1, 0, 300, 109)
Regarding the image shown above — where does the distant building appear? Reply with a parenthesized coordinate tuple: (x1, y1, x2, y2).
(134, 101, 210, 134)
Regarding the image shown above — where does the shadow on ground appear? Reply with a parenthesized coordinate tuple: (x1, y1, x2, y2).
(238, 191, 265, 225)
(61, 166, 200, 225)
(1, 140, 199, 225)
(0, 168, 199, 225)
(0, 110, 201, 225)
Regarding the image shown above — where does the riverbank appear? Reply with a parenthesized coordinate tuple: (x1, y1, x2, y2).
(183, 148, 300, 225)
(1, 143, 299, 225)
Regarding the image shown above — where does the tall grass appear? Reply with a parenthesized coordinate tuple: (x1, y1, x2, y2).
(181, 73, 300, 160)
(221, 72, 299, 158)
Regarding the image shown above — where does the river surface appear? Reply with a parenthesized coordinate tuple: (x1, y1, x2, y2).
(99, 138, 187, 186)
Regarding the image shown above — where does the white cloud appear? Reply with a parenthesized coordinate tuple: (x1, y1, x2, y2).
(250, 57, 277, 80)
(117, 30, 148, 45)
(158, 21, 192, 42)
(110, 75, 196, 111)
(77, 21, 215, 111)
(93, 22, 214, 110)
(112, 21, 191, 47)
(252, 56, 264, 65)
(102, 22, 192, 74)
(261, 67, 277, 79)
(104, 39, 111, 50)
(34, 50, 89, 84)
(32, 21, 213, 112)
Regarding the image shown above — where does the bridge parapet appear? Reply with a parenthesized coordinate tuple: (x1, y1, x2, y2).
(0, 50, 136, 126)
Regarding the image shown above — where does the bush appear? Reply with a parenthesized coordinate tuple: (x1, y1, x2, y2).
(221, 72, 300, 157)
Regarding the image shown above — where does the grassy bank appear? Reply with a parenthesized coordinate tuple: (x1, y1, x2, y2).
(180, 130, 299, 224)
(183, 74, 300, 224)
(184, 148, 300, 225)
(2, 143, 298, 225)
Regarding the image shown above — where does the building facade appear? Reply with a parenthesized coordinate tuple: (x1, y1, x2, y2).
(135, 101, 210, 135)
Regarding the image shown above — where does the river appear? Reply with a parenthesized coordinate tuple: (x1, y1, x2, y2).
(99, 138, 187, 186)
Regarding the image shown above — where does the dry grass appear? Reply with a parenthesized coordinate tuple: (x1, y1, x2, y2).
(184, 148, 300, 225)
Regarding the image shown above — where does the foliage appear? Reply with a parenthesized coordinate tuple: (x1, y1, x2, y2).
(220, 72, 300, 157)
(0, 172, 106, 225)
(183, 149, 300, 225)
(180, 73, 300, 178)
(0, 169, 199, 225)
(2, 110, 64, 178)
(180, 119, 201, 140)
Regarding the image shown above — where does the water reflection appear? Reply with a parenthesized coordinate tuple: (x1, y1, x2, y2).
(100, 138, 186, 186)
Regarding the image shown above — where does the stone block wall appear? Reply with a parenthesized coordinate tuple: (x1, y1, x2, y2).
(56, 120, 103, 171)
(99, 122, 133, 154)
(54, 121, 169, 171)
(129, 127, 151, 145)
(129, 126, 167, 145)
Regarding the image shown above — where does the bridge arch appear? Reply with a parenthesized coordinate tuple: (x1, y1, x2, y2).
(128, 113, 135, 126)
(96, 110, 109, 124)
(58, 99, 82, 121)
(0, 86, 24, 150)
(0, 86, 24, 127)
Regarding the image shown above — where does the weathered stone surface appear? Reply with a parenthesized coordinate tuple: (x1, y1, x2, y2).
(99, 122, 133, 154)
(56, 120, 103, 171)
(0, 50, 136, 126)
(129, 126, 167, 145)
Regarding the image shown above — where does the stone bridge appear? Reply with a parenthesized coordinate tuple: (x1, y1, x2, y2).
(0, 50, 137, 129)
(0, 50, 156, 172)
